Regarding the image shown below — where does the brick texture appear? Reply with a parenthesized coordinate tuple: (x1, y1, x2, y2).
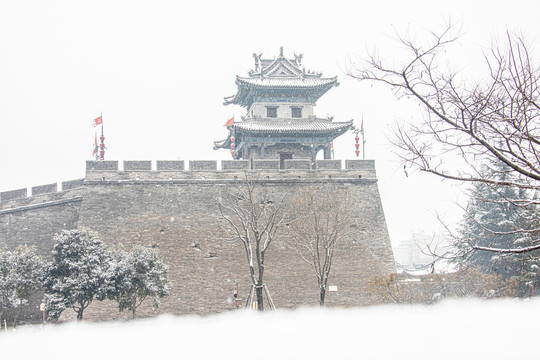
(0, 162, 395, 322)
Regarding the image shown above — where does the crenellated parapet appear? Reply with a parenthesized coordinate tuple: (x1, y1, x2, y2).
(0, 159, 378, 207)
(0, 179, 85, 210)
(83, 159, 377, 180)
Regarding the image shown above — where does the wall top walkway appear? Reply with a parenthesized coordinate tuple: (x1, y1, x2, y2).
(1, 159, 378, 204)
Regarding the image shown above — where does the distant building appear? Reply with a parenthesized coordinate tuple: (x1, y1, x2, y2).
(393, 231, 455, 275)
(393, 231, 436, 267)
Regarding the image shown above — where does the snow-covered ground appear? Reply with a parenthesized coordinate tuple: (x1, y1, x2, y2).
(2, 298, 538, 359)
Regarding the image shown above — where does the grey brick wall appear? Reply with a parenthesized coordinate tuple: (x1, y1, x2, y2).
(0, 195, 83, 323)
(0, 161, 395, 322)
(284, 159, 311, 170)
(346, 159, 375, 170)
(62, 179, 84, 191)
(316, 160, 342, 170)
(253, 160, 280, 170)
(124, 161, 152, 171)
(1, 188, 27, 201)
(32, 183, 57, 196)
(189, 160, 217, 171)
(86, 160, 118, 171)
(75, 173, 394, 320)
(157, 161, 185, 171)
(222, 160, 250, 170)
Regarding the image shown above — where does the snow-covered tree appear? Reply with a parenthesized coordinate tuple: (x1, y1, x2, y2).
(109, 246, 171, 319)
(217, 175, 287, 311)
(348, 25, 540, 256)
(43, 229, 113, 321)
(0, 246, 45, 326)
(458, 160, 540, 295)
(286, 187, 356, 306)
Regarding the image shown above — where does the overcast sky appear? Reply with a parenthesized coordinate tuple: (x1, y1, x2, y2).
(1, 0, 538, 246)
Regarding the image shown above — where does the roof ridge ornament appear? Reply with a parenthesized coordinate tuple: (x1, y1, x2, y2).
(279, 46, 284, 58)
(294, 53, 303, 67)
(253, 53, 262, 72)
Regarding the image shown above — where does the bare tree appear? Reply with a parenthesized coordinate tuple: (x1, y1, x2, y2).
(286, 187, 355, 306)
(348, 22, 540, 254)
(216, 175, 287, 311)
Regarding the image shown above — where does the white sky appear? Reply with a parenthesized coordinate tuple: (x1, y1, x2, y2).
(1, 0, 538, 246)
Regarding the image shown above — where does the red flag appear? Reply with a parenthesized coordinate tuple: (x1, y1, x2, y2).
(360, 119, 363, 131)
(224, 116, 234, 127)
(92, 116, 102, 127)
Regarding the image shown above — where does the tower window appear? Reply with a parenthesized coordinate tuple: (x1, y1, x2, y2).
(266, 107, 278, 118)
(291, 107, 302, 118)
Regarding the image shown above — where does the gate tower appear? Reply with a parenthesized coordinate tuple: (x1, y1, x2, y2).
(214, 47, 352, 168)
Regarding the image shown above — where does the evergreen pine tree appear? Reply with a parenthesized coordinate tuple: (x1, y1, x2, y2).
(458, 160, 540, 296)
(43, 229, 113, 321)
(109, 246, 170, 319)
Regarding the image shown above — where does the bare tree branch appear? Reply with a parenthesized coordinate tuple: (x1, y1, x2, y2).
(285, 187, 357, 306)
(215, 173, 287, 311)
(347, 23, 540, 255)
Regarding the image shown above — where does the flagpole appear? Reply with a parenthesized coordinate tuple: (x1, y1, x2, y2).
(361, 116, 365, 160)
(95, 131, 98, 161)
(351, 118, 365, 159)
(99, 112, 105, 161)
(362, 128, 365, 160)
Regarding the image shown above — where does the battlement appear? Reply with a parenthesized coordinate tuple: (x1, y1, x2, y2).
(0, 179, 85, 209)
(0, 160, 378, 206)
(86, 159, 375, 171)
(84, 159, 376, 179)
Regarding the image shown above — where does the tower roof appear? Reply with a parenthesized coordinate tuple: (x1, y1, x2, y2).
(224, 48, 339, 108)
(233, 119, 352, 134)
(213, 119, 352, 150)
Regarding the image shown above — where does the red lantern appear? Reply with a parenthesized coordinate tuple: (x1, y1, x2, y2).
(355, 136, 359, 142)
(330, 142, 334, 149)
(355, 143, 360, 149)
(355, 150, 360, 157)
(231, 136, 235, 143)
(230, 150, 235, 158)
(231, 143, 235, 150)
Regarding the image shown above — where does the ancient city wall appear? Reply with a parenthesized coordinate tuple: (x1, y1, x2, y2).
(0, 179, 85, 257)
(0, 159, 394, 321)
(0, 180, 85, 323)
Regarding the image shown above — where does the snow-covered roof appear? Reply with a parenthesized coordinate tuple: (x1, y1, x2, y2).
(236, 76, 338, 89)
(233, 119, 352, 134)
(224, 48, 338, 107)
(213, 119, 352, 150)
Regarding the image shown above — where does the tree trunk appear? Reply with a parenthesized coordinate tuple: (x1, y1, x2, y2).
(320, 287, 326, 307)
(77, 309, 83, 321)
(12, 307, 22, 327)
(256, 286, 264, 311)
(132, 297, 137, 319)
